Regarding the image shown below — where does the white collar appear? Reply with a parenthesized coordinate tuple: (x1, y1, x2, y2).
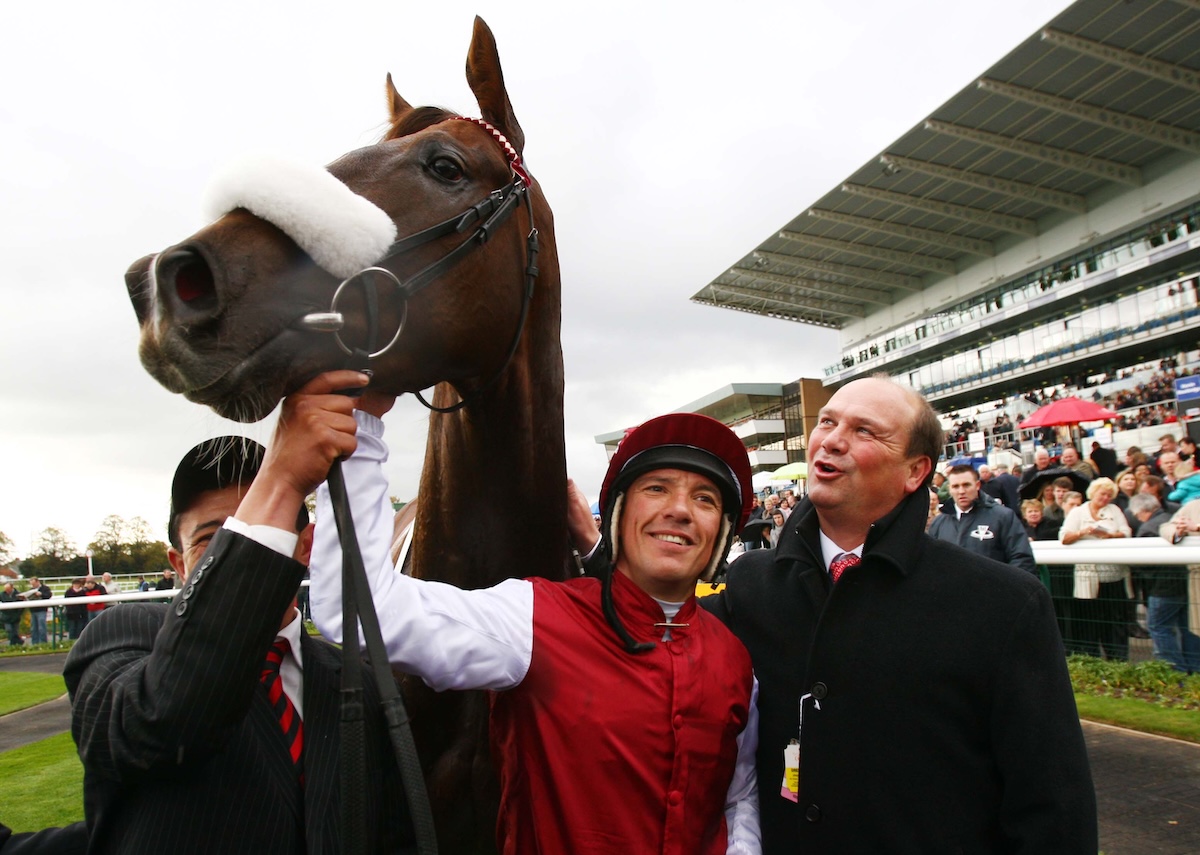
(818, 530, 863, 572)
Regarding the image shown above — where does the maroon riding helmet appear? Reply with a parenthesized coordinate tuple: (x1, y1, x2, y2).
(597, 413, 753, 652)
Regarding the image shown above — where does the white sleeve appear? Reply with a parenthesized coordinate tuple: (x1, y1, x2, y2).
(724, 676, 762, 855)
(309, 410, 533, 692)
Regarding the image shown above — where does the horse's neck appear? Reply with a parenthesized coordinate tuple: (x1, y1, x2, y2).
(412, 279, 567, 588)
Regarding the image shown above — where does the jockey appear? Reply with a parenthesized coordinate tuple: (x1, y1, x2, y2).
(582, 412, 754, 652)
(305, 380, 761, 855)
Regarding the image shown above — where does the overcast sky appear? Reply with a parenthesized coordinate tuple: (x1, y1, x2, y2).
(0, 0, 1067, 557)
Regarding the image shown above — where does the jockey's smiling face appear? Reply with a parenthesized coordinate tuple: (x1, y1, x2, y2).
(615, 469, 723, 602)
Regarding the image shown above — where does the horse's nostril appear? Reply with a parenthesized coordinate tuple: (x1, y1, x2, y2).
(175, 258, 215, 304)
(159, 248, 217, 310)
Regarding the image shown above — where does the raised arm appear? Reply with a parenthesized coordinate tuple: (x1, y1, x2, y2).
(308, 408, 533, 691)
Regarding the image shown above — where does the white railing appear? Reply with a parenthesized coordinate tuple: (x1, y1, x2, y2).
(1031, 537, 1200, 565)
(0, 581, 312, 612)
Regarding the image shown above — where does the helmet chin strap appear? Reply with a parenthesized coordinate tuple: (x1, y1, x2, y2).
(703, 516, 733, 582)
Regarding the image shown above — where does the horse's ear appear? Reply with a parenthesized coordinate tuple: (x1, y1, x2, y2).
(386, 72, 414, 124)
(465, 16, 525, 155)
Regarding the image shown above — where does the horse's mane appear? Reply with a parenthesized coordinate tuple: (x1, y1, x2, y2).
(384, 106, 457, 141)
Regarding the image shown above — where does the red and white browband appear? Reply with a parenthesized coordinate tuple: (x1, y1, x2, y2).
(450, 116, 532, 186)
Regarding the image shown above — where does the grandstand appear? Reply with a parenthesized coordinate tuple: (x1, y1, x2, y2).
(690, 0, 1200, 441)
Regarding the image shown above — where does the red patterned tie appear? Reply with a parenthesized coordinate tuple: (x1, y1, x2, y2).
(261, 637, 304, 783)
(829, 552, 861, 583)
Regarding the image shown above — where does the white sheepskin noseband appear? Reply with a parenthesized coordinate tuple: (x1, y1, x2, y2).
(202, 155, 398, 280)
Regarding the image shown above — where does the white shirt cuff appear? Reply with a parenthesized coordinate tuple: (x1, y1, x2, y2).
(224, 516, 299, 558)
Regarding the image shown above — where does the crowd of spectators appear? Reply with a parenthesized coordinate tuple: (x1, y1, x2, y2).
(944, 359, 1195, 454)
(934, 431, 1200, 673)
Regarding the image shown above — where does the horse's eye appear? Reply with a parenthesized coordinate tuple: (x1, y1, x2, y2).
(431, 157, 464, 181)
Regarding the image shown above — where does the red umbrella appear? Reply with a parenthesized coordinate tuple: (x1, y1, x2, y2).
(1019, 396, 1117, 429)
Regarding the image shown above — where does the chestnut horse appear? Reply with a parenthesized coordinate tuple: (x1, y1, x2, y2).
(125, 18, 566, 854)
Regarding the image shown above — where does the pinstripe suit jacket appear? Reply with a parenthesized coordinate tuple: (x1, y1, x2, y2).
(64, 529, 416, 854)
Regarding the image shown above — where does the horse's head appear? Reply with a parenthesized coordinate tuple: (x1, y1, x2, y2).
(126, 17, 556, 422)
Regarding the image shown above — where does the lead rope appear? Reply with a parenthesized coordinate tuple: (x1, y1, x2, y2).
(332, 292, 438, 855)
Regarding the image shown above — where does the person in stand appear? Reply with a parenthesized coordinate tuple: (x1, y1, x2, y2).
(1060, 478, 1133, 661)
(1113, 469, 1139, 513)
(1060, 445, 1096, 480)
(1130, 494, 1200, 674)
(925, 488, 941, 531)
(703, 376, 1095, 853)
(64, 372, 417, 855)
(1023, 498, 1073, 649)
(1019, 447, 1053, 487)
(927, 464, 1036, 574)
(100, 573, 122, 606)
(309, 388, 761, 855)
(154, 568, 175, 591)
(1152, 433, 1180, 476)
(979, 463, 1020, 510)
(0, 583, 22, 647)
(1167, 457, 1200, 506)
(741, 517, 773, 552)
(1060, 491, 1084, 516)
(767, 508, 787, 549)
(1140, 475, 1180, 517)
(1090, 441, 1119, 480)
(1021, 499, 1061, 542)
(24, 577, 52, 645)
(83, 578, 106, 624)
(62, 579, 88, 640)
(1040, 480, 1065, 524)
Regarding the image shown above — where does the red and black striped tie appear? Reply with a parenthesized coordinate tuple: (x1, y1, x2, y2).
(261, 637, 304, 784)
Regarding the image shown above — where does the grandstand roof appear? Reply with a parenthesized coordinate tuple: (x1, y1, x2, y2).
(691, 0, 1200, 330)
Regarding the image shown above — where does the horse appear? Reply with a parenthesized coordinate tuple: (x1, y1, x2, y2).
(124, 18, 567, 854)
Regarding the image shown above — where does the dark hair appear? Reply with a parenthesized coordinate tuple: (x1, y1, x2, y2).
(946, 464, 978, 480)
(1052, 477, 1074, 490)
(169, 438, 309, 550)
(1142, 475, 1168, 501)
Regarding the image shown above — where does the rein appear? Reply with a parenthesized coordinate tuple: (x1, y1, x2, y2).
(315, 118, 539, 855)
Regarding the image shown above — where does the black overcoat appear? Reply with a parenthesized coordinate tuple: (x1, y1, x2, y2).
(64, 529, 416, 855)
(704, 488, 1096, 853)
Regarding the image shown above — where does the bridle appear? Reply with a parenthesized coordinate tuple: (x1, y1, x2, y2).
(300, 116, 540, 414)
(313, 118, 540, 855)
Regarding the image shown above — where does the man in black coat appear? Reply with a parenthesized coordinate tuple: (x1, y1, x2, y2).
(704, 377, 1096, 853)
(1090, 441, 1119, 480)
(64, 372, 415, 855)
(928, 464, 1036, 574)
(979, 463, 1020, 510)
(0, 820, 86, 855)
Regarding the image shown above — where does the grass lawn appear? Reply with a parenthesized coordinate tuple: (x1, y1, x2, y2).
(0, 672, 68, 715)
(1076, 693, 1200, 743)
(0, 732, 84, 831)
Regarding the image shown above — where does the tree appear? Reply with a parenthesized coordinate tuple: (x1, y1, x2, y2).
(0, 530, 17, 569)
(23, 527, 86, 579)
(88, 514, 126, 574)
(86, 515, 170, 578)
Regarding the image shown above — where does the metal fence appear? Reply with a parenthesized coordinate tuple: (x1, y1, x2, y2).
(0, 584, 313, 650)
(4, 545, 1199, 664)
